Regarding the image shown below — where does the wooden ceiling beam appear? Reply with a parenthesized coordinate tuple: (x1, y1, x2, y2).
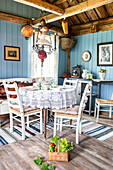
(49, 26, 65, 36)
(71, 16, 113, 30)
(13, 0, 64, 15)
(0, 11, 65, 36)
(54, 0, 67, 5)
(70, 16, 113, 35)
(33, 0, 113, 26)
(0, 11, 32, 25)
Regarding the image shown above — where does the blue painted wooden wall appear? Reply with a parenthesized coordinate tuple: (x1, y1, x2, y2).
(0, 0, 40, 78)
(58, 30, 113, 100)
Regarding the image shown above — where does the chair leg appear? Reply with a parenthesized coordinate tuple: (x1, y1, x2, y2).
(94, 102, 97, 118)
(96, 103, 100, 123)
(53, 113, 57, 137)
(60, 118, 63, 132)
(40, 110, 43, 134)
(27, 116, 29, 128)
(109, 106, 112, 118)
(21, 114, 25, 140)
(10, 112, 13, 133)
(79, 119, 82, 134)
(76, 119, 79, 144)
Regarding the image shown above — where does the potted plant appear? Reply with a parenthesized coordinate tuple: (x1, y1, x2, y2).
(98, 67, 107, 80)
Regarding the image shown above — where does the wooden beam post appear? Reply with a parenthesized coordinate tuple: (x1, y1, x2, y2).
(13, 0, 64, 15)
(68, 52, 70, 73)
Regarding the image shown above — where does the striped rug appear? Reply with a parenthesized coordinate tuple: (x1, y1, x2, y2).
(83, 124, 113, 141)
(0, 119, 113, 146)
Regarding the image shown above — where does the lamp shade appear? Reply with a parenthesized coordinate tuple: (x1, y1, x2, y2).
(37, 35, 51, 46)
(21, 24, 33, 40)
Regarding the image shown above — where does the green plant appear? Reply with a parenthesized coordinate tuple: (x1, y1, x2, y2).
(60, 138, 74, 153)
(98, 67, 107, 73)
(33, 156, 42, 165)
(49, 135, 74, 153)
(33, 156, 54, 170)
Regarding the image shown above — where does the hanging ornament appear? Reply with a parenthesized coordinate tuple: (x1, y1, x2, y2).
(38, 50, 47, 76)
(62, 19, 68, 35)
(21, 23, 33, 40)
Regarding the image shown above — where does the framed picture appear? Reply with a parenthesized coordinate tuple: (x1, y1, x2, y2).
(97, 42, 113, 66)
(4, 46, 20, 61)
(82, 51, 91, 62)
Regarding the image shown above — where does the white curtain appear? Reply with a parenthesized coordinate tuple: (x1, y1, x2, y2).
(31, 33, 59, 84)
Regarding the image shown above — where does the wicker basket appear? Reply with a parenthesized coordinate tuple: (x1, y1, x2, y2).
(60, 38, 76, 52)
(48, 152, 68, 162)
(48, 140, 69, 162)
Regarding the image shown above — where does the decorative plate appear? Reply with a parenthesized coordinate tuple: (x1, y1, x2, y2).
(82, 51, 91, 62)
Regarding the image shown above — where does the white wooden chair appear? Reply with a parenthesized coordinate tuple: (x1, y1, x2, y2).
(94, 94, 113, 122)
(63, 78, 79, 92)
(52, 83, 92, 144)
(3, 82, 43, 140)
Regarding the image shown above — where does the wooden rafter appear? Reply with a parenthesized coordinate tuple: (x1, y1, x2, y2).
(0, 11, 65, 36)
(54, 0, 67, 5)
(71, 16, 113, 35)
(13, 0, 64, 15)
(0, 11, 32, 25)
(33, 0, 113, 26)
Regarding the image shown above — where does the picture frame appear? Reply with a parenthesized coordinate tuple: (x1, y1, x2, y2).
(82, 51, 91, 62)
(4, 46, 20, 61)
(97, 42, 113, 66)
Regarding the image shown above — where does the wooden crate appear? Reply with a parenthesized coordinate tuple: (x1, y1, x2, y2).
(48, 152, 69, 162)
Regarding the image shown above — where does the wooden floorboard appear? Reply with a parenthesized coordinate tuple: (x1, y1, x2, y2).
(0, 114, 113, 170)
(0, 129, 113, 170)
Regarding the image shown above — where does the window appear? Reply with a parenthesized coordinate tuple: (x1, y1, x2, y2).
(31, 33, 59, 83)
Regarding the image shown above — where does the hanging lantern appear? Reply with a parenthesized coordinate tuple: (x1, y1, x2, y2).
(21, 23, 33, 40)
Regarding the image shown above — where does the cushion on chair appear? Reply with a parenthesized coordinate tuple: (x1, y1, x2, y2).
(18, 82, 33, 88)
(10, 107, 40, 115)
(52, 105, 79, 117)
(96, 98, 113, 105)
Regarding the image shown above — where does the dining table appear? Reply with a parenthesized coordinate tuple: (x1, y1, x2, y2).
(19, 85, 76, 138)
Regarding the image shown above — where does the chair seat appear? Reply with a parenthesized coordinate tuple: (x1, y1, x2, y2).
(10, 107, 40, 115)
(52, 105, 79, 117)
(96, 98, 113, 105)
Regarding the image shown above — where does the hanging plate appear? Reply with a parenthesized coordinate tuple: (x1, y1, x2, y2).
(82, 51, 91, 62)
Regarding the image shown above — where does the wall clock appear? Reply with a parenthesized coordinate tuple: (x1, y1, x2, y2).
(82, 51, 91, 62)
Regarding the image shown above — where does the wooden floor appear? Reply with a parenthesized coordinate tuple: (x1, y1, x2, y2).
(0, 114, 113, 170)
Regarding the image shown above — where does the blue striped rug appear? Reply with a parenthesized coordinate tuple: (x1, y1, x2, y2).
(0, 119, 113, 146)
(83, 124, 113, 141)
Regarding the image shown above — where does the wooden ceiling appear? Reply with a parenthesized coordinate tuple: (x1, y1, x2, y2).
(1, 0, 113, 36)
(40, 0, 113, 36)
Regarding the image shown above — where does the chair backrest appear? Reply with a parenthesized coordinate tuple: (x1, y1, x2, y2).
(3, 82, 24, 113)
(78, 83, 92, 116)
(63, 78, 78, 88)
(63, 78, 79, 97)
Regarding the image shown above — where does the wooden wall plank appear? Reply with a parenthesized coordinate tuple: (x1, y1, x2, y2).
(0, 0, 40, 79)
(59, 29, 113, 102)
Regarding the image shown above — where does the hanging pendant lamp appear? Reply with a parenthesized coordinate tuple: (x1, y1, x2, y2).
(21, 23, 34, 40)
